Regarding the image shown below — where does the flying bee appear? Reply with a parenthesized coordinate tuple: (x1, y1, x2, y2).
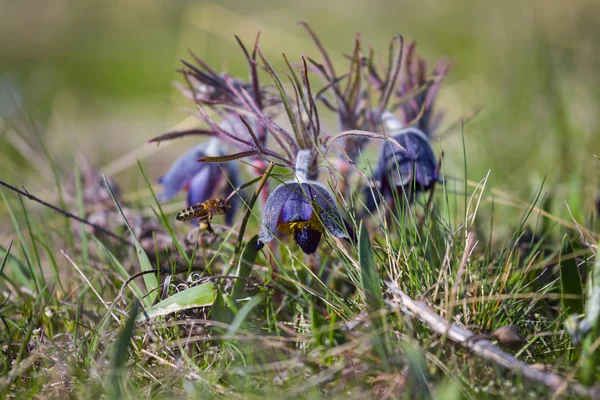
(176, 198, 232, 235)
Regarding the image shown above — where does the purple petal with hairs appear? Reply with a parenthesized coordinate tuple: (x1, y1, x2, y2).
(309, 182, 349, 239)
(280, 184, 314, 223)
(372, 127, 437, 206)
(258, 183, 298, 245)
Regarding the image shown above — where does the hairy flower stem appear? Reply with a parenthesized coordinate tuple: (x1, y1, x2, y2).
(225, 162, 275, 276)
(295, 149, 316, 182)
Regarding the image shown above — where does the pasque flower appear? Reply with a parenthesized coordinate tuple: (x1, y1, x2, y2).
(258, 150, 349, 254)
(370, 111, 439, 204)
(158, 137, 239, 224)
(368, 53, 450, 206)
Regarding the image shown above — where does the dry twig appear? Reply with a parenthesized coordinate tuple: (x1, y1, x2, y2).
(386, 282, 600, 398)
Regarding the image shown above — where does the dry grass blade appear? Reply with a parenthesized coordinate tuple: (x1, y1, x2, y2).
(62, 250, 120, 323)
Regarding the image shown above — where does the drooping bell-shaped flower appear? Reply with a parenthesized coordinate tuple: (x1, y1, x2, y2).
(368, 112, 440, 207)
(257, 150, 349, 254)
(366, 51, 450, 209)
(158, 137, 239, 224)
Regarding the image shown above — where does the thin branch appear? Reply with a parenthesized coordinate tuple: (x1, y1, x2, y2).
(0, 179, 132, 247)
(148, 129, 214, 144)
(386, 282, 600, 398)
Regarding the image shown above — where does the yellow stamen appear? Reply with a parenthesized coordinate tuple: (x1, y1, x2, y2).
(277, 213, 323, 235)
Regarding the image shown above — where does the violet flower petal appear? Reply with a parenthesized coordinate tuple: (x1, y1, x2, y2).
(157, 144, 206, 202)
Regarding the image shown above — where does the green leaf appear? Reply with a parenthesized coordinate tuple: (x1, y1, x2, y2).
(137, 283, 216, 322)
(137, 160, 190, 266)
(358, 223, 383, 312)
(580, 238, 600, 384)
(210, 286, 231, 325)
(404, 343, 431, 399)
(225, 292, 265, 339)
(358, 223, 389, 368)
(109, 301, 140, 399)
(558, 235, 583, 315)
(231, 235, 259, 301)
(103, 175, 157, 307)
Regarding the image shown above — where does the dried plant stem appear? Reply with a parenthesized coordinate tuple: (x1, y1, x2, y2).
(386, 283, 600, 398)
(0, 179, 132, 246)
(225, 162, 275, 275)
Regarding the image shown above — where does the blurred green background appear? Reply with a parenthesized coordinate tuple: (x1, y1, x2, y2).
(0, 0, 598, 228)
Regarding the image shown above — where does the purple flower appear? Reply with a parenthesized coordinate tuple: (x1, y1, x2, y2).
(367, 112, 440, 207)
(258, 150, 350, 254)
(158, 139, 239, 224)
(257, 181, 348, 254)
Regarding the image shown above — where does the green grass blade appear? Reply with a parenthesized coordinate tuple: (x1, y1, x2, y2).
(404, 343, 432, 399)
(0, 241, 29, 285)
(109, 300, 140, 399)
(558, 235, 583, 315)
(0, 240, 12, 276)
(358, 223, 389, 368)
(225, 292, 265, 339)
(137, 159, 190, 266)
(137, 282, 216, 322)
(580, 238, 600, 384)
(358, 223, 383, 311)
(74, 165, 90, 265)
(102, 175, 157, 306)
(92, 237, 145, 303)
(0, 190, 36, 290)
(231, 235, 259, 301)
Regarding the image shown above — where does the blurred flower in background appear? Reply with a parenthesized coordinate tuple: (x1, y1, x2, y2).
(158, 137, 239, 224)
